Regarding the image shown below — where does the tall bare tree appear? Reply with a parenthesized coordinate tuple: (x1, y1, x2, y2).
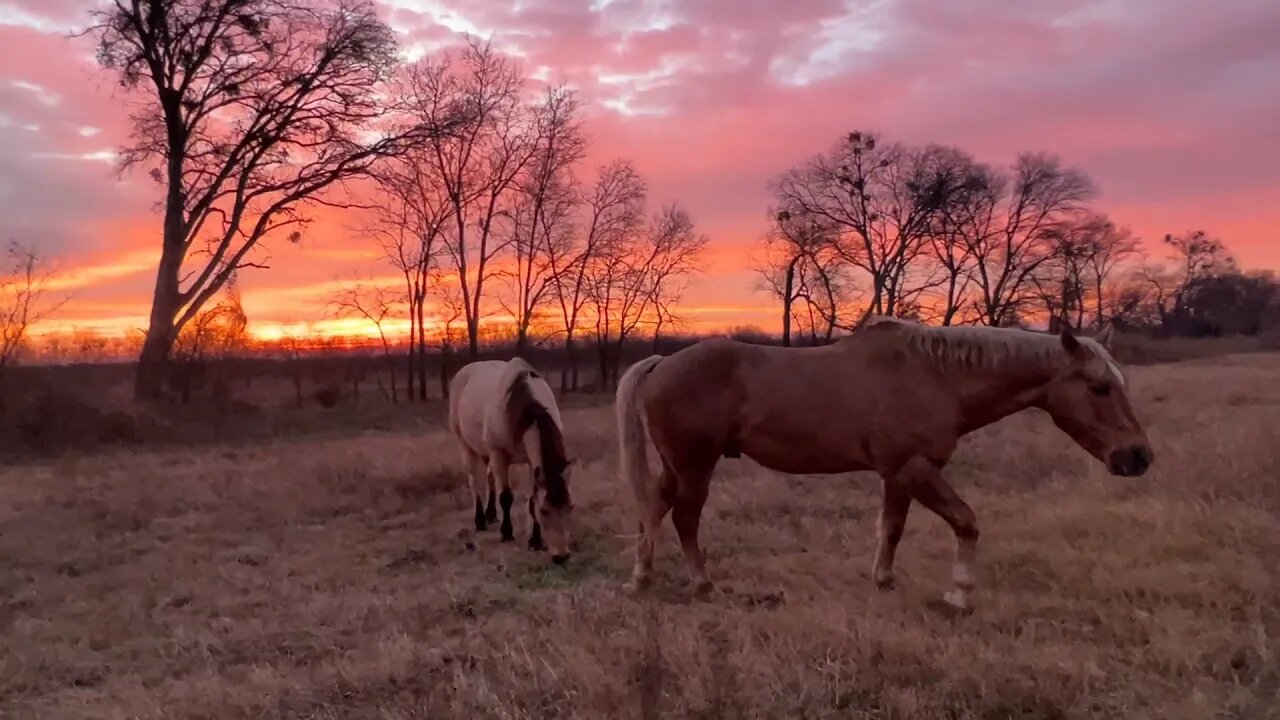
(547, 159, 646, 391)
(329, 280, 401, 402)
(754, 209, 850, 345)
(365, 117, 457, 400)
(501, 84, 587, 354)
(404, 38, 535, 358)
(771, 131, 958, 318)
(587, 201, 707, 388)
(964, 153, 1095, 326)
(89, 0, 463, 398)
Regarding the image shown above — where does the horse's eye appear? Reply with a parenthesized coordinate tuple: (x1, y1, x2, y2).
(1090, 382, 1111, 397)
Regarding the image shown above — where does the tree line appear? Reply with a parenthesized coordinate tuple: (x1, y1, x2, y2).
(757, 130, 1279, 345)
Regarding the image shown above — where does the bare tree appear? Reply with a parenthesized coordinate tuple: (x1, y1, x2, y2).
(644, 204, 710, 348)
(771, 131, 958, 319)
(404, 38, 535, 358)
(365, 112, 457, 400)
(754, 210, 851, 345)
(1, 242, 62, 381)
(922, 148, 992, 325)
(547, 159, 646, 391)
(1080, 215, 1142, 327)
(170, 278, 249, 403)
(964, 153, 1096, 326)
(89, 0, 464, 398)
(501, 84, 587, 354)
(588, 201, 707, 389)
(329, 280, 401, 402)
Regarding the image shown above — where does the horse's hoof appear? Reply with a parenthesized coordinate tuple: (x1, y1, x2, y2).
(500, 535, 515, 543)
(874, 575, 896, 592)
(692, 580, 716, 597)
(942, 590, 973, 614)
(624, 576, 651, 594)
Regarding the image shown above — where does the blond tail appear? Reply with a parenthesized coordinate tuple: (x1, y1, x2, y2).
(616, 355, 664, 512)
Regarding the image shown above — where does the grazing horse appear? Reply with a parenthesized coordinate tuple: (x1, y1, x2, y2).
(615, 317, 1152, 610)
(449, 358, 574, 564)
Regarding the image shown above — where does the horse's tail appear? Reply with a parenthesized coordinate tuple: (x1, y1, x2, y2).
(616, 355, 664, 511)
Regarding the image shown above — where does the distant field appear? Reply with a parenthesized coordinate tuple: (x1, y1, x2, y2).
(1, 353, 1278, 719)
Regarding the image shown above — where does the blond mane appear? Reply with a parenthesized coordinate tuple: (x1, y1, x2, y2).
(862, 316, 1121, 383)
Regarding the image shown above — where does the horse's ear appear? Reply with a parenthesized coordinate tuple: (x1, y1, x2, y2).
(1060, 325, 1083, 357)
(1095, 323, 1115, 350)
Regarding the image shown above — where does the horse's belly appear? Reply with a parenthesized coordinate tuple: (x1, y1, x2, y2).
(740, 435, 872, 475)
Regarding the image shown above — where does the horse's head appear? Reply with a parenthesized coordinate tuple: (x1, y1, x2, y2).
(1039, 325, 1153, 477)
(532, 460, 574, 564)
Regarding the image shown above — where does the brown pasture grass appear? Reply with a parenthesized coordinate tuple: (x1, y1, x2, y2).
(1, 354, 1278, 719)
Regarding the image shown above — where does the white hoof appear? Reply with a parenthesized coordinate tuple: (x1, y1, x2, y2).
(943, 589, 971, 612)
(624, 576, 651, 595)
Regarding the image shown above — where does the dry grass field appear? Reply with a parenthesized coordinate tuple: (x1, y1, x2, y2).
(2, 353, 1278, 719)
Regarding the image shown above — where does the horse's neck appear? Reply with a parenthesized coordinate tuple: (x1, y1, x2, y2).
(951, 356, 1061, 435)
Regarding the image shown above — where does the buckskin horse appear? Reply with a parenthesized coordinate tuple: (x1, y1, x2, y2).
(449, 358, 574, 564)
(615, 317, 1152, 610)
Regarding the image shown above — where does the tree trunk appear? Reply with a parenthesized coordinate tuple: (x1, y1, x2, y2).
(782, 260, 795, 347)
(597, 338, 609, 393)
(439, 343, 452, 399)
(135, 328, 175, 399)
(406, 318, 417, 401)
(561, 331, 575, 392)
(416, 294, 428, 401)
(134, 248, 184, 399)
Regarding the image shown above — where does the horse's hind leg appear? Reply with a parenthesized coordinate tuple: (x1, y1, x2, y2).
(671, 469, 714, 595)
(897, 456, 979, 611)
(874, 478, 913, 590)
(626, 468, 676, 593)
(464, 451, 489, 532)
(484, 470, 498, 524)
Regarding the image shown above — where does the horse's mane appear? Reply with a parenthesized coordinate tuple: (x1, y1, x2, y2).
(503, 363, 570, 508)
(861, 316, 1116, 378)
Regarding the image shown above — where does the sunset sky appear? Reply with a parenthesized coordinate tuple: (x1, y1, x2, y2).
(2, 0, 1278, 340)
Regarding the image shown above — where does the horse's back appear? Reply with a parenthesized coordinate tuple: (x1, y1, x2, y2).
(641, 333, 955, 474)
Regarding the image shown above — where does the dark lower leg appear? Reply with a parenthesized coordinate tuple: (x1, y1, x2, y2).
(485, 486, 498, 524)
(499, 488, 514, 542)
(473, 495, 486, 532)
(527, 497, 545, 551)
(874, 480, 913, 590)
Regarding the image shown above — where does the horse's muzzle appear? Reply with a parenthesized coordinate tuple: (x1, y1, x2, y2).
(1108, 446, 1153, 477)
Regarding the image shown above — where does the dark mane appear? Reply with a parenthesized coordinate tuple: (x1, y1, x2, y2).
(506, 373, 570, 508)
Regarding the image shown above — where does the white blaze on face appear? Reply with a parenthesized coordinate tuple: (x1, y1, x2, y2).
(1105, 358, 1126, 387)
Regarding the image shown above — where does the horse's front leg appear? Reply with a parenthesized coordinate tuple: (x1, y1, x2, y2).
(895, 455, 979, 611)
(489, 455, 516, 543)
(873, 476, 913, 591)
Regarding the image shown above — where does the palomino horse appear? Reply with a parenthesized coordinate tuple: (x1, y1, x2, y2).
(449, 358, 574, 564)
(615, 317, 1152, 610)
